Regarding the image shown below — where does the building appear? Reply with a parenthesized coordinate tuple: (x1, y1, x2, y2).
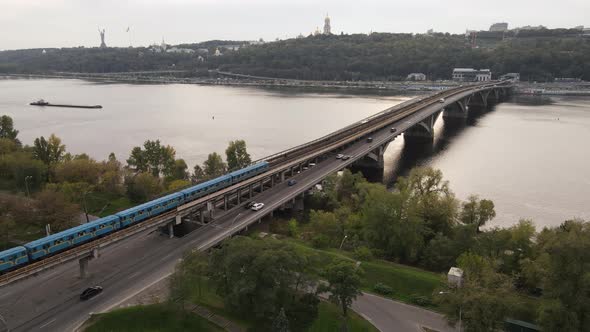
(323, 14, 331, 35)
(515, 25, 546, 31)
(447, 267, 464, 288)
(452, 68, 492, 82)
(407, 73, 426, 81)
(214, 48, 223, 56)
(583, 28, 590, 37)
(489, 22, 509, 32)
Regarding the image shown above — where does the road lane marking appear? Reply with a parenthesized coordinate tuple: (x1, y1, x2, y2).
(39, 318, 56, 329)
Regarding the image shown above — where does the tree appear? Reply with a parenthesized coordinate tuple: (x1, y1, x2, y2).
(271, 308, 290, 332)
(208, 236, 318, 328)
(0, 115, 20, 144)
(33, 189, 80, 231)
(167, 179, 190, 191)
(535, 220, 590, 331)
(54, 158, 102, 185)
(170, 159, 189, 180)
(320, 261, 363, 331)
(126, 140, 176, 177)
(225, 140, 251, 171)
(192, 164, 205, 182)
(125, 172, 162, 202)
(203, 152, 227, 178)
(460, 195, 496, 232)
(436, 253, 515, 332)
(170, 249, 210, 308)
(32, 134, 66, 166)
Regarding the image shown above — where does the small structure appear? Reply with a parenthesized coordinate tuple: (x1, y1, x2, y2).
(98, 28, 107, 48)
(323, 14, 332, 35)
(214, 48, 223, 57)
(407, 73, 427, 81)
(447, 267, 464, 287)
(166, 47, 195, 54)
(501, 73, 520, 81)
(452, 68, 491, 82)
(489, 22, 509, 32)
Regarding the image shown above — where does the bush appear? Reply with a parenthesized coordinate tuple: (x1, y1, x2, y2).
(287, 219, 299, 238)
(373, 283, 393, 295)
(353, 246, 373, 261)
(311, 234, 330, 248)
(409, 294, 432, 307)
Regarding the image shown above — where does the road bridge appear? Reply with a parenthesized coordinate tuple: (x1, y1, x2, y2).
(0, 81, 511, 331)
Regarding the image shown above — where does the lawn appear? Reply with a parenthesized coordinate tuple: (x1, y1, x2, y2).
(309, 302, 379, 332)
(84, 303, 224, 332)
(286, 239, 444, 305)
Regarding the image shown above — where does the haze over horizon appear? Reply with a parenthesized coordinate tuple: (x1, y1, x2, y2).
(0, 0, 588, 50)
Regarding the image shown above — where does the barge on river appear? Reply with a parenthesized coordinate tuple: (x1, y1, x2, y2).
(30, 99, 102, 109)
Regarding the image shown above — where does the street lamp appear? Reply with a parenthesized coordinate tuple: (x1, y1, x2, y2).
(339, 235, 348, 250)
(439, 291, 461, 332)
(24, 175, 32, 197)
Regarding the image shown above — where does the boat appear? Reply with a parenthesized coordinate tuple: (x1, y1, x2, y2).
(29, 99, 102, 109)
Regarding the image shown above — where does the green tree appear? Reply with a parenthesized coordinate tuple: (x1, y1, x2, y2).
(32, 134, 66, 166)
(459, 195, 496, 232)
(126, 140, 176, 177)
(192, 164, 205, 182)
(271, 307, 290, 332)
(203, 152, 227, 178)
(170, 159, 189, 180)
(320, 261, 363, 331)
(170, 250, 210, 308)
(54, 158, 102, 185)
(125, 172, 162, 203)
(225, 139, 251, 171)
(33, 189, 80, 231)
(0, 115, 20, 144)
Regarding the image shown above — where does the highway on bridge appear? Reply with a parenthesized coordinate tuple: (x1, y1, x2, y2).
(0, 84, 508, 331)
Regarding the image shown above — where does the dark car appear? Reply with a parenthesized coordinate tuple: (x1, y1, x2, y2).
(80, 286, 103, 300)
(390, 127, 397, 133)
(245, 201, 256, 209)
(366, 137, 373, 143)
(342, 155, 351, 160)
(287, 179, 297, 186)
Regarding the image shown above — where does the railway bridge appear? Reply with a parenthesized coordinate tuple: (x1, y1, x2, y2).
(0, 81, 512, 332)
(0, 81, 512, 288)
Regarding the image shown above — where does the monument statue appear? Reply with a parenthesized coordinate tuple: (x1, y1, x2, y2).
(99, 28, 107, 48)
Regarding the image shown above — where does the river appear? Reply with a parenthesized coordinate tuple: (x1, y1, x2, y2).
(1, 78, 589, 229)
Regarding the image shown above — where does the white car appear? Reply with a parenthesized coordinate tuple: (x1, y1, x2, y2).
(336, 154, 344, 159)
(251, 203, 264, 211)
(439, 98, 445, 103)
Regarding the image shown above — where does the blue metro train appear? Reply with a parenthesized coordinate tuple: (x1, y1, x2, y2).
(0, 161, 269, 274)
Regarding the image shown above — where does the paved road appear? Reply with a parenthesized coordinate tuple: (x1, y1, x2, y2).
(354, 293, 457, 332)
(0, 91, 491, 331)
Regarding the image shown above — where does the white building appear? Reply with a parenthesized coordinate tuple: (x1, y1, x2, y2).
(452, 68, 492, 82)
(323, 14, 332, 35)
(166, 47, 195, 54)
(214, 48, 223, 57)
(447, 267, 464, 288)
(407, 73, 427, 81)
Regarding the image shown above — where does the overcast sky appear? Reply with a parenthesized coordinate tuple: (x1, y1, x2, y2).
(0, 0, 588, 50)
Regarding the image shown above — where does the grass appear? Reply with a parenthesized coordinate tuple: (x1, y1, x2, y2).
(85, 192, 134, 217)
(83, 303, 224, 332)
(286, 239, 444, 305)
(309, 302, 379, 332)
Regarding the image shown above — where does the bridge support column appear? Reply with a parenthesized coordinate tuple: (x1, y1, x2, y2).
(200, 207, 205, 223)
(405, 110, 441, 142)
(237, 189, 241, 204)
(79, 257, 90, 279)
(271, 175, 274, 187)
(249, 185, 253, 198)
(168, 222, 174, 239)
(280, 171, 285, 182)
(443, 100, 468, 119)
(224, 195, 228, 210)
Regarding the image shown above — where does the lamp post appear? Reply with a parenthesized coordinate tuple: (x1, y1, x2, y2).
(439, 291, 461, 332)
(24, 175, 32, 197)
(339, 235, 348, 250)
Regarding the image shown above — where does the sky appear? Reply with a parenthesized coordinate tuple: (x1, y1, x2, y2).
(0, 0, 588, 50)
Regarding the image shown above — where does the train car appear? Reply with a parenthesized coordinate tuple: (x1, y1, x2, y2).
(116, 192, 185, 228)
(181, 174, 232, 203)
(228, 162, 269, 183)
(87, 215, 121, 238)
(0, 246, 29, 273)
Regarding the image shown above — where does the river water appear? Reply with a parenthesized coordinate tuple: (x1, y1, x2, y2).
(1, 78, 589, 228)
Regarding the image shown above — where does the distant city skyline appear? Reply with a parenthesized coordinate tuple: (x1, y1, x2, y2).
(0, 0, 588, 50)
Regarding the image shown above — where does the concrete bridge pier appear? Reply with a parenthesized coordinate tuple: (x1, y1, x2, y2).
(355, 143, 387, 169)
(405, 110, 441, 143)
(79, 248, 99, 279)
(443, 100, 469, 119)
(167, 221, 174, 239)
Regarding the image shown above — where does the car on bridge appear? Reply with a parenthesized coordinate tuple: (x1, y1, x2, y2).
(366, 137, 373, 143)
(251, 203, 264, 211)
(439, 98, 445, 103)
(287, 179, 297, 186)
(390, 127, 397, 133)
(336, 154, 344, 159)
(244, 201, 256, 209)
(80, 286, 103, 300)
(342, 155, 351, 161)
